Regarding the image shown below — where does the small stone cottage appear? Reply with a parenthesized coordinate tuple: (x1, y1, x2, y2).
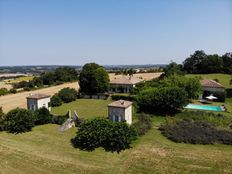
(27, 93, 51, 111)
(108, 100, 132, 125)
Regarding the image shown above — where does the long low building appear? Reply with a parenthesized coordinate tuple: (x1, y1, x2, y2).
(109, 75, 144, 93)
(109, 73, 163, 93)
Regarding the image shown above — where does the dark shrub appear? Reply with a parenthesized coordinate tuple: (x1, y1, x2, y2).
(0, 107, 5, 131)
(51, 113, 69, 125)
(0, 88, 9, 96)
(4, 108, 35, 133)
(111, 94, 137, 101)
(50, 94, 62, 107)
(9, 89, 17, 94)
(34, 107, 52, 125)
(134, 114, 152, 136)
(160, 119, 232, 145)
(226, 88, 232, 98)
(58, 87, 77, 103)
(23, 87, 31, 91)
(137, 87, 188, 114)
(71, 118, 137, 153)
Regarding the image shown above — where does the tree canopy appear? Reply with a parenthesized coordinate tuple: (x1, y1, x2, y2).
(79, 63, 109, 95)
(183, 50, 232, 74)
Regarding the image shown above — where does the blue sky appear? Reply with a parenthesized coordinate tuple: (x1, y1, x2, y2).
(0, 0, 231, 66)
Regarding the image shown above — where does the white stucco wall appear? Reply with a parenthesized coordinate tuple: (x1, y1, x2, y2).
(27, 97, 51, 111)
(108, 105, 132, 125)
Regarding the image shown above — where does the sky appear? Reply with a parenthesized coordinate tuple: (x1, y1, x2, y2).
(0, 0, 232, 66)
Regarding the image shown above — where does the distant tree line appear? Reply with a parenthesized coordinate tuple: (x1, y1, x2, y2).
(13, 67, 78, 90)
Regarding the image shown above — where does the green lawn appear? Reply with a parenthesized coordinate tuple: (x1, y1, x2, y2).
(186, 73, 232, 88)
(1, 99, 232, 173)
(51, 99, 112, 119)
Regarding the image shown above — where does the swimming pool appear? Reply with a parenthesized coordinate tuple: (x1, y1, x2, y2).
(184, 104, 223, 112)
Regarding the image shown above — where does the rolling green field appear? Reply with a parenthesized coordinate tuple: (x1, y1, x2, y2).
(186, 73, 232, 88)
(1, 99, 232, 174)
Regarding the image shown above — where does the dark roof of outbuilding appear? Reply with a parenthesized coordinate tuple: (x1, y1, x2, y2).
(200, 79, 224, 88)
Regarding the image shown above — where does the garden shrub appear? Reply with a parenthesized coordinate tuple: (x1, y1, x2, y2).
(137, 87, 188, 114)
(51, 112, 69, 125)
(226, 88, 232, 98)
(159, 119, 232, 145)
(111, 94, 137, 101)
(134, 114, 152, 136)
(58, 87, 77, 103)
(4, 108, 35, 133)
(0, 88, 9, 96)
(9, 89, 17, 94)
(0, 107, 5, 131)
(50, 94, 62, 107)
(34, 107, 52, 125)
(71, 118, 137, 153)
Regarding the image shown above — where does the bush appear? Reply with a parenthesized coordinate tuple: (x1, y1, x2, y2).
(0, 107, 5, 131)
(134, 114, 152, 136)
(137, 87, 188, 114)
(71, 118, 137, 153)
(51, 112, 69, 125)
(58, 87, 77, 103)
(159, 119, 232, 145)
(34, 107, 52, 125)
(226, 88, 232, 98)
(0, 88, 9, 96)
(4, 108, 35, 133)
(9, 89, 17, 94)
(111, 94, 137, 101)
(50, 94, 62, 107)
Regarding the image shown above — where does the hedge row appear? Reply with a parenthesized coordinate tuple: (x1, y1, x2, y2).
(111, 94, 137, 101)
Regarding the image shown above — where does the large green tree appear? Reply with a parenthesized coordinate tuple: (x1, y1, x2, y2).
(79, 63, 109, 94)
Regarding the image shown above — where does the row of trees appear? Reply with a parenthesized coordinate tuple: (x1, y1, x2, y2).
(183, 51, 232, 74)
(162, 51, 232, 75)
(13, 67, 78, 90)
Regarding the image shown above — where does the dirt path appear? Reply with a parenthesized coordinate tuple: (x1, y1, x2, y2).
(0, 82, 79, 113)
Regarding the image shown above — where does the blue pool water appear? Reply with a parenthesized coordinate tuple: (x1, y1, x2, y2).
(184, 104, 223, 111)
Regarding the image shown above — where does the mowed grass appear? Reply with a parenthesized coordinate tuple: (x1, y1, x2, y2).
(51, 99, 111, 119)
(186, 73, 232, 88)
(1, 99, 232, 173)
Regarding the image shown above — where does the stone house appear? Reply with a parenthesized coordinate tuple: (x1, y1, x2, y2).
(27, 93, 51, 111)
(108, 100, 132, 125)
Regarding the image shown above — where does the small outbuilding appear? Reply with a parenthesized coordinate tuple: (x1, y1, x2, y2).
(108, 100, 132, 125)
(200, 79, 225, 101)
(200, 79, 225, 93)
(27, 93, 51, 111)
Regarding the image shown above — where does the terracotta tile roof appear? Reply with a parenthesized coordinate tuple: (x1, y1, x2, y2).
(110, 75, 144, 85)
(200, 79, 224, 88)
(26, 93, 50, 100)
(108, 100, 133, 108)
